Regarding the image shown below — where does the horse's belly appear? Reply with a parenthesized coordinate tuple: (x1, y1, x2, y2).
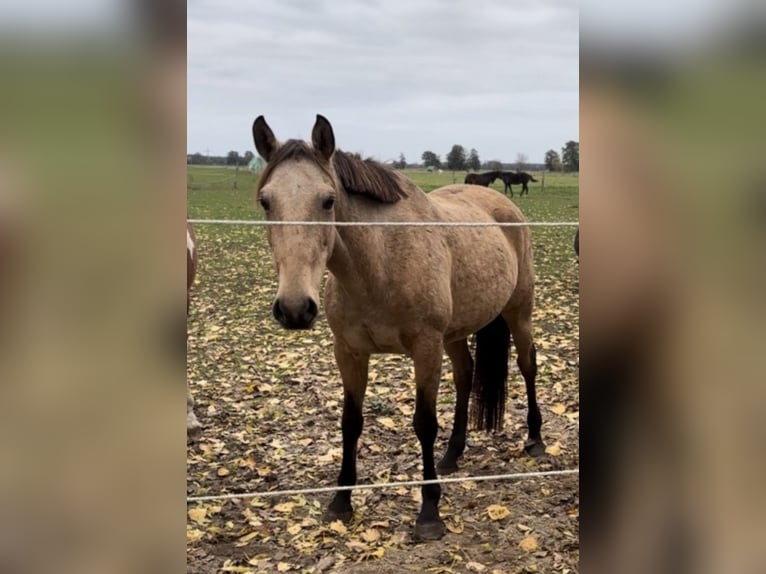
(446, 230, 517, 336)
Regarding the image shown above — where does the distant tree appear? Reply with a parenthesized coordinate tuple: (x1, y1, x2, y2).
(544, 149, 562, 172)
(514, 153, 528, 172)
(226, 150, 240, 166)
(484, 159, 504, 171)
(188, 153, 205, 165)
(421, 150, 442, 169)
(467, 148, 481, 172)
(446, 145, 467, 171)
(393, 153, 407, 169)
(243, 150, 255, 164)
(562, 141, 579, 172)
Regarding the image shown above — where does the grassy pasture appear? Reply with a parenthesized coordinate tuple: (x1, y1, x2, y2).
(187, 165, 579, 573)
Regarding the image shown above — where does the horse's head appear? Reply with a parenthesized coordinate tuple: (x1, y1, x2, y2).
(252, 114, 338, 329)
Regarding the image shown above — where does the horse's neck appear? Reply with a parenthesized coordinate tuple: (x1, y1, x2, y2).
(326, 190, 433, 291)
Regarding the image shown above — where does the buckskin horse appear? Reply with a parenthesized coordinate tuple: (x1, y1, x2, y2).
(252, 115, 544, 540)
(187, 221, 201, 440)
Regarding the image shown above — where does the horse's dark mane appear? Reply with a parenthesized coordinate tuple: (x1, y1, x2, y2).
(257, 140, 407, 204)
(332, 149, 407, 203)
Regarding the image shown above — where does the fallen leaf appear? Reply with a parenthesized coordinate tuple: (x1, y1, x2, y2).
(217, 467, 231, 477)
(277, 562, 292, 572)
(377, 417, 396, 429)
(446, 519, 464, 534)
(549, 403, 567, 415)
(519, 535, 539, 552)
(273, 502, 295, 513)
(486, 505, 511, 521)
(286, 524, 301, 535)
(360, 528, 380, 542)
(187, 507, 207, 524)
(329, 520, 347, 535)
(545, 442, 563, 456)
(466, 561, 487, 572)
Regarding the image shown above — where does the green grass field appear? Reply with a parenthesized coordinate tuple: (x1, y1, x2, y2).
(187, 166, 578, 224)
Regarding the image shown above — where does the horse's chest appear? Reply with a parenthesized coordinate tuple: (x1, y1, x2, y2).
(341, 322, 407, 354)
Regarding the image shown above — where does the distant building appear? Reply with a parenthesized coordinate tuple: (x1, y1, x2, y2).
(248, 156, 265, 172)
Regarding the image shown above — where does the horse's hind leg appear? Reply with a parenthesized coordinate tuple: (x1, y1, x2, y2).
(437, 338, 473, 474)
(324, 340, 370, 523)
(503, 308, 545, 456)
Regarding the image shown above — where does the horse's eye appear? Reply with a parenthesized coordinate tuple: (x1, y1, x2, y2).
(322, 197, 335, 210)
(259, 197, 270, 211)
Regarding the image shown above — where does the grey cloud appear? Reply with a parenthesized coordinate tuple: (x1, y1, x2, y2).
(188, 0, 578, 162)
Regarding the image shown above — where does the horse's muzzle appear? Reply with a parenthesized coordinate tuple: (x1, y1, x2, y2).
(272, 297, 318, 329)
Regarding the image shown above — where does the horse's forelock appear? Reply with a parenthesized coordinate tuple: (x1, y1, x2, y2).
(258, 141, 407, 204)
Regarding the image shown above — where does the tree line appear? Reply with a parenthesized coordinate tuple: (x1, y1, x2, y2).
(412, 140, 578, 172)
(189, 141, 579, 173)
(187, 150, 255, 166)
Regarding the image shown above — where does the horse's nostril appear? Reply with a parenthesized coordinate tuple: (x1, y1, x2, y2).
(305, 298, 318, 320)
(272, 299, 285, 322)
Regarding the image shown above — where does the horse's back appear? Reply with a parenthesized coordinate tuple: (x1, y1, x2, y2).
(429, 184, 528, 226)
(427, 184, 534, 338)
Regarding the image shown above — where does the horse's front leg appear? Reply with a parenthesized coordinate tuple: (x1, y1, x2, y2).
(187, 384, 201, 442)
(324, 340, 369, 523)
(412, 335, 447, 540)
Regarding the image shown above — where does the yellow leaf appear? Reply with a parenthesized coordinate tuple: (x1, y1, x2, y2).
(486, 505, 511, 521)
(277, 562, 291, 572)
(360, 528, 380, 542)
(519, 535, 539, 552)
(377, 417, 396, 429)
(273, 502, 295, 513)
(370, 547, 385, 559)
(188, 507, 208, 524)
(217, 467, 231, 477)
(187, 528, 204, 543)
(236, 531, 260, 546)
(467, 562, 487, 572)
(287, 524, 301, 535)
(329, 520, 347, 535)
(446, 519, 464, 534)
(256, 466, 272, 477)
(545, 442, 563, 456)
(549, 403, 566, 415)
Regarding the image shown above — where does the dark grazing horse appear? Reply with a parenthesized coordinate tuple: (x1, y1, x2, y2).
(496, 171, 538, 197)
(464, 171, 500, 187)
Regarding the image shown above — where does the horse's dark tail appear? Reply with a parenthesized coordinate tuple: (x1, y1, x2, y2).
(470, 315, 510, 433)
(529, 176, 538, 182)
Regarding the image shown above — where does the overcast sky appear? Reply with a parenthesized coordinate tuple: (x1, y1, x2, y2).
(188, 0, 578, 164)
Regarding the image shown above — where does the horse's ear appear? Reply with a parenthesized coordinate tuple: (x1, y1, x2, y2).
(253, 116, 278, 162)
(311, 114, 335, 162)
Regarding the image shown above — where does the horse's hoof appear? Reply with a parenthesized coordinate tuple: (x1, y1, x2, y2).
(436, 457, 459, 475)
(322, 507, 353, 524)
(413, 520, 446, 541)
(524, 438, 546, 458)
